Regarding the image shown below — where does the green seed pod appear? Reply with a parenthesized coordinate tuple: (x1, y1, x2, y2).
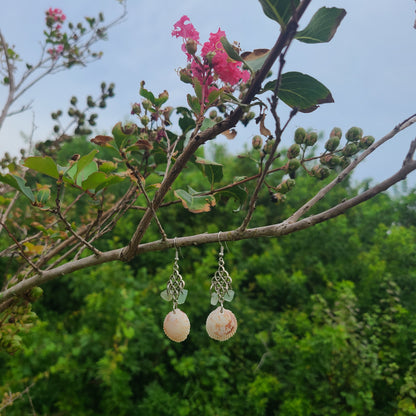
(287, 144, 300, 159)
(287, 158, 301, 179)
(359, 135, 375, 149)
(276, 179, 296, 194)
(312, 165, 330, 180)
(140, 115, 150, 126)
(325, 137, 340, 152)
(51, 112, 58, 120)
(330, 127, 342, 139)
(209, 110, 217, 120)
(304, 132, 318, 146)
(252, 135, 263, 150)
(263, 139, 275, 155)
(70, 96, 77, 105)
(346, 126, 363, 142)
(342, 142, 359, 157)
(294, 127, 306, 144)
(215, 116, 223, 123)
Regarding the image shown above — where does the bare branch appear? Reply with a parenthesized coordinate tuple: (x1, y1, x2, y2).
(0, 191, 19, 236)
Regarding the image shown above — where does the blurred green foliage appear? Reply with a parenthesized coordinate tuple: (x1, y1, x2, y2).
(1, 141, 416, 415)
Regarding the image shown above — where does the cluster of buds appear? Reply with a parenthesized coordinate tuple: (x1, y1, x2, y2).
(45, 8, 66, 59)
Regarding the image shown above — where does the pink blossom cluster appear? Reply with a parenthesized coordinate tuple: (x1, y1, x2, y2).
(45, 8, 66, 30)
(172, 15, 250, 99)
(45, 8, 66, 59)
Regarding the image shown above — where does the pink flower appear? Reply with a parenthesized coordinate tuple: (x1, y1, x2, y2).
(172, 15, 199, 42)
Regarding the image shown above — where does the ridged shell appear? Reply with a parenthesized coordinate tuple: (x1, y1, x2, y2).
(163, 308, 190, 342)
(206, 307, 237, 341)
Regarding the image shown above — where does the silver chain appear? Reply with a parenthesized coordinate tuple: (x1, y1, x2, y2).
(210, 245, 232, 311)
(166, 249, 185, 311)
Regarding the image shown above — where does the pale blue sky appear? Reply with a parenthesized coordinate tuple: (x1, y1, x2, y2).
(1, 1, 415, 185)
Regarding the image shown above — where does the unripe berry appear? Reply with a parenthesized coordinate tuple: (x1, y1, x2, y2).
(312, 165, 330, 180)
(342, 142, 359, 157)
(359, 135, 375, 149)
(325, 137, 340, 152)
(330, 127, 342, 139)
(304, 132, 318, 146)
(263, 139, 275, 154)
(209, 110, 217, 120)
(346, 126, 363, 142)
(276, 179, 295, 194)
(294, 127, 306, 144)
(252, 135, 263, 150)
(287, 144, 300, 159)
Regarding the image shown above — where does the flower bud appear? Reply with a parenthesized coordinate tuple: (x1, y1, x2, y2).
(252, 135, 263, 150)
(122, 122, 139, 135)
(294, 127, 306, 144)
(304, 132, 318, 147)
(131, 102, 141, 115)
(346, 126, 363, 142)
(287, 144, 300, 159)
(179, 68, 193, 84)
(70, 96, 77, 105)
(209, 110, 217, 120)
(330, 127, 342, 139)
(276, 179, 295, 194)
(312, 165, 330, 180)
(320, 154, 341, 168)
(185, 39, 198, 56)
(140, 115, 150, 126)
(325, 137, 340, 152)
(359, 135, 375, 149)
(263, 139, 275, 155)
(142, 99, 152, 111)
(342, 142, 359, 157)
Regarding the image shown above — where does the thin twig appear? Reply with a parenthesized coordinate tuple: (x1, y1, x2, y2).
(0, 191, 19, 236)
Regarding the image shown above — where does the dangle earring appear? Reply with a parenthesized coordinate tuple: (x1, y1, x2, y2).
(160, 241, 190, 342)
(206, 235, 237, 341)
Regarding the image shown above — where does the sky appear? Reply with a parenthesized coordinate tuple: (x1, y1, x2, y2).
(1, 0, 416, 186)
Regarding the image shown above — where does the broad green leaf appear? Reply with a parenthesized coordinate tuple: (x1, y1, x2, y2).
(35, 185, 51, 205)
(177, 289, 188, 305)
(81, 171, 107, 191)
(195, 157, 223, 185)
(258, 0, 300, 28)
(95, 176, 125, 192)
(160, 290, 172, 302)
(75, 150, 99, 180)
(217, 186, 247, 211)
(207, 89, 222, 106)
(0, 173, 34, 201)
(193, 80, 203, 102)
(139, 84, 156, 104)
(112, 122, 136, 149)
(241, 49, 270, 73)
(174, 189, 216, 213)
(295, 7, 346, 44)
(264, 72, 334, 112)
(187, 94, 201, 115)
(201, 118, 216, 132)
(220, 37, 245, 63)
(177, 107, 196, 134)
(24, 156, 60, 179)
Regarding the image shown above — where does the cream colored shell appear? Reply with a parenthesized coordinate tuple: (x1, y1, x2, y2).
(163, 308, 190, 342)
(206, 307, 237, 341)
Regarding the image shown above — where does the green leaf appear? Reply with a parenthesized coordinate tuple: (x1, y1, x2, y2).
(244, 51, 270, 73)
(217, 186, 247, 212)
(187, 94, 201, 115)
(207, 89, 222, 106)
(264, 72, 334, 112)
(76, 150, 99, 179)
(81, 171, 108, 191)
(258, 0, 300, 28)
(220, 37, 244, 62)
(174, 188, 216, 213)
(0, 173, 34, 201)
(193, 80, 203, 102)
(201, 118, 216, 132)
(24, 156, 60, 179)
(177, 289, 188, 305)
(195, 157, 223, 185)
(139, 84, 156, 105)
(295, 7, 346, 44)
(36, 185, 51, 205)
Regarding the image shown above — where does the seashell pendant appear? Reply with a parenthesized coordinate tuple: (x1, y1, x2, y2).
(163, 308, 191, 342)
(206, 306, 237, 341)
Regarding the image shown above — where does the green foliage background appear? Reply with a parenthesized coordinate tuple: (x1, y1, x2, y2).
(1, 141, 416, 415)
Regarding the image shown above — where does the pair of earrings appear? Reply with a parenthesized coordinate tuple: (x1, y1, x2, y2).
(160, 240, 237, 342)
